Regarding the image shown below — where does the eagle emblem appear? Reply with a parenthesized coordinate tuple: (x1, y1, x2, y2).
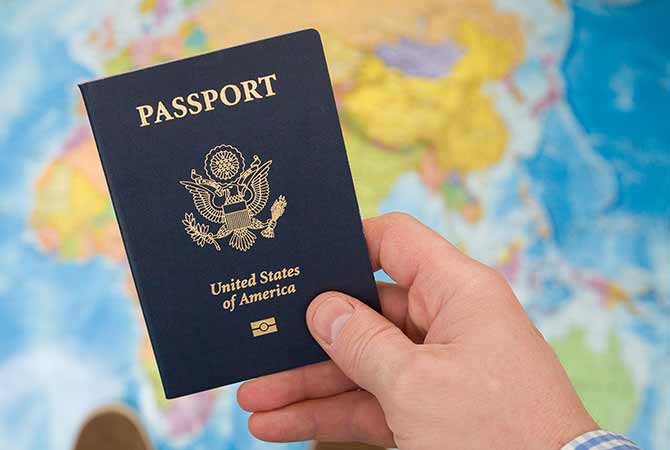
(180, 144, 287, 252)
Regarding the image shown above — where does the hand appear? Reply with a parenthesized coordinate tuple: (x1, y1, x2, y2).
(237, 213, 597, 450)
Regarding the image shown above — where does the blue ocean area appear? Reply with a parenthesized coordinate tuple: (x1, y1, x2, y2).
(565, 1, 670, 218)
(526, 0, 670, 272)
(523, 4, 670, 446)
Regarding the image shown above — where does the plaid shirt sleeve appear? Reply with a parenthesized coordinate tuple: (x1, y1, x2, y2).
(561, 430, 642, 450)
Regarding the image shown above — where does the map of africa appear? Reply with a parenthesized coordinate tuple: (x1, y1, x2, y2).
(0, 1, 668, 449)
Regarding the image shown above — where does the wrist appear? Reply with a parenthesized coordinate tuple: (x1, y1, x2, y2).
(527, 405, 598, 450)
(526, 404, 599, 450)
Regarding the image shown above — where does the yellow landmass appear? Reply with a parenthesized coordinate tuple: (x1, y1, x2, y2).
(193, 0, 522, 52)
(104, 0, 522, 86)
(198, 0, 522, 85)
(139, 0, 157, 14)
(344, 20, 517, 173)
(319, 33, 366, 86)
(606, 283, 631, 309)
(450, 20, 519, 82)
(104, 48, 134, 77)
(344, 127, 420, 217)
(31, 131, 124, 262)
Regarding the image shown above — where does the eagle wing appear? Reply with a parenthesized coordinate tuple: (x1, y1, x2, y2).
(180, 181, 226, 224)
(245, 161, 272, 216)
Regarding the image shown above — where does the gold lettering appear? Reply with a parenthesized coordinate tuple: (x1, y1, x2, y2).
(171, 96, 188, 118)
(136, 105, 153, 127)
(258, 73, 277, 96)
(154, 101, 174, 123)
(187, 93, 203, 115)
(136, 74, 280, 127)
(241, 79, 263, 102)
(210, 282, 222, 296)
(201, 89, 218, 111)
(258, 267, 302, 284)
(234, 281, 297, 308)
(220, 84, 242, 106)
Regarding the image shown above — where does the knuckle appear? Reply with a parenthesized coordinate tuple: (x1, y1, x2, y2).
(464, 265, 523, 313)
(479, 264, 509, 286)
(470, 265, 513, 294)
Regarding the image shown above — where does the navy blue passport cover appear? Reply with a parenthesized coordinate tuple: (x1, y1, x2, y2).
(79, 29, 379, 399)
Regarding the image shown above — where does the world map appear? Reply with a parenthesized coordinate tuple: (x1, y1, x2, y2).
(0, 1, 668, 450)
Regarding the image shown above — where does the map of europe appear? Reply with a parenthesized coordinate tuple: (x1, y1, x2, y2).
(0, 1, 668, 449)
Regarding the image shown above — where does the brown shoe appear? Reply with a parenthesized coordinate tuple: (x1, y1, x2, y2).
(73, 404, 152, 450)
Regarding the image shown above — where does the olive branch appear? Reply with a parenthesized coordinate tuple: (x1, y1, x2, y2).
(182, 213, 221, 251)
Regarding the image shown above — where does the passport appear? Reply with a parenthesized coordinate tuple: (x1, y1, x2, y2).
(79, 29, 379, 399)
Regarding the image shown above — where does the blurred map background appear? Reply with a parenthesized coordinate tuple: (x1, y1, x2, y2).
(1, 1, 668, 449)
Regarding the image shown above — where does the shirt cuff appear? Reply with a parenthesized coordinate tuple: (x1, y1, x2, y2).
(561, 430, 641, 450)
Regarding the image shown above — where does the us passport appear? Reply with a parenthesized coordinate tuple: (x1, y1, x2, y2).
(79, 29, 379, 399)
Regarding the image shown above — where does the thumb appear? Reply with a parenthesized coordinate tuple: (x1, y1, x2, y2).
(306, 291, 414, 397)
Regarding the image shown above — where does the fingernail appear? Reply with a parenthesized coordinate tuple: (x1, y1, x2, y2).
(311, 295, 354, 344)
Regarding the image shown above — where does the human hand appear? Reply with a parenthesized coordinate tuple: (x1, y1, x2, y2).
(237, 213, 597, 450)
